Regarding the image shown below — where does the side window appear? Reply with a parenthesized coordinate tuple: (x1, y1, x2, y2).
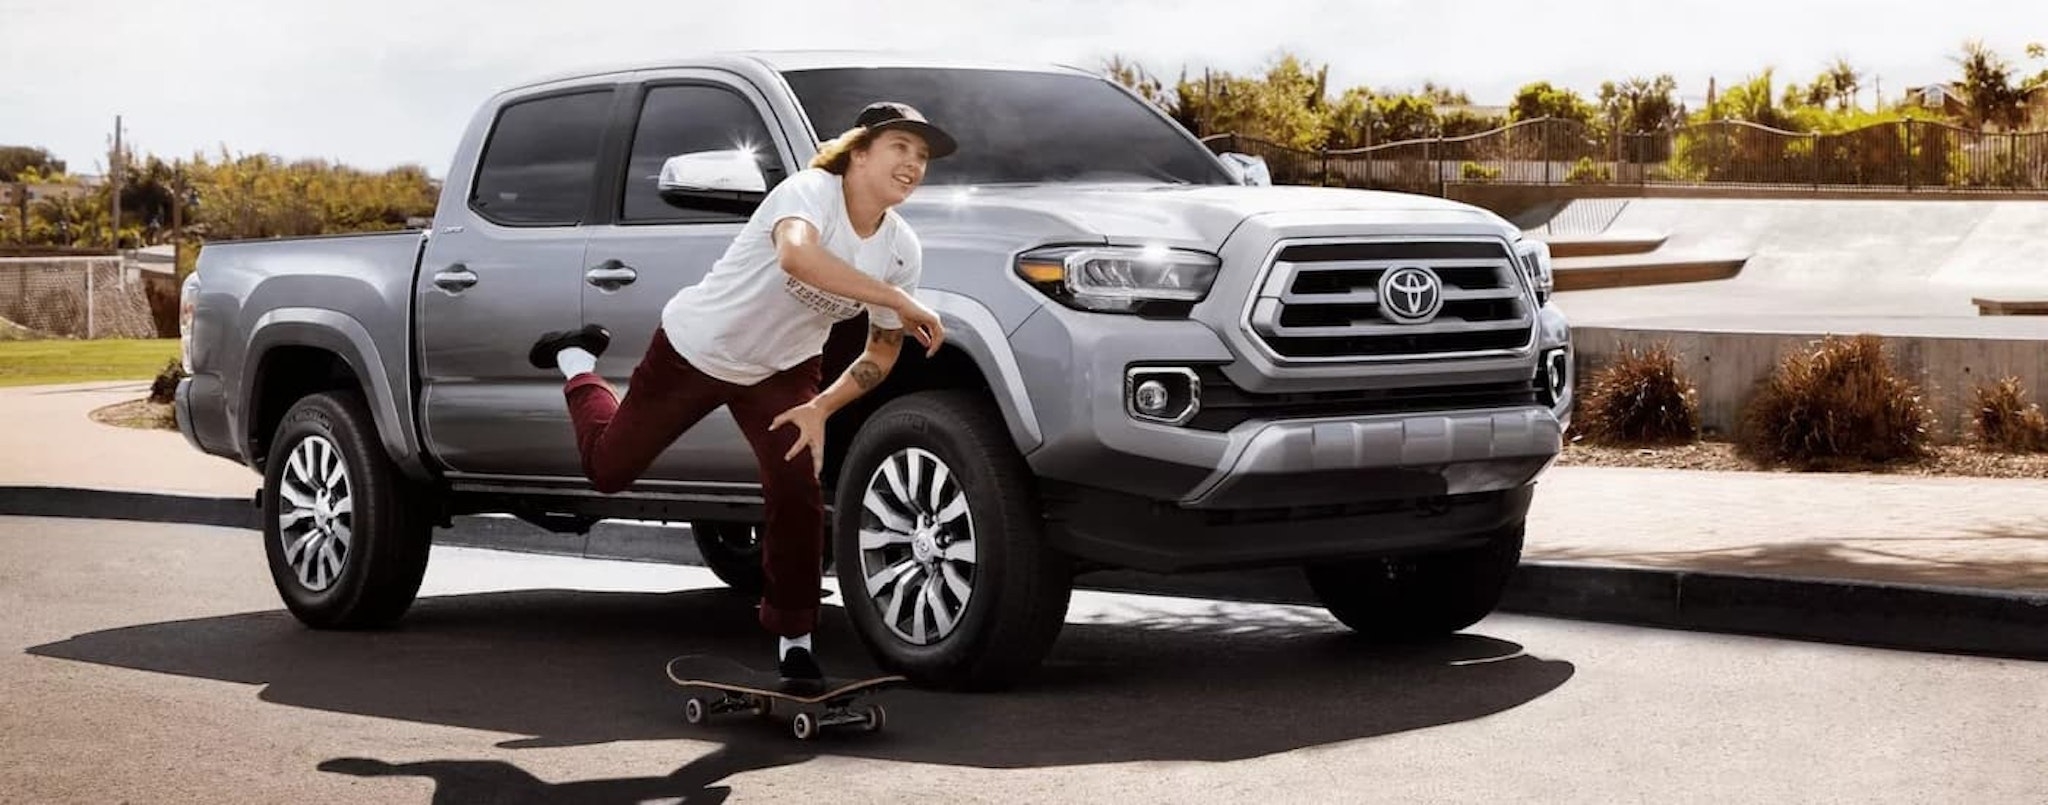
(622, 84, 787, 224)
(469, 89, 614, 226)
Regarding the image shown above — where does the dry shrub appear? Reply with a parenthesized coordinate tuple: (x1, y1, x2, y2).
(1573, 341, 1700, 446)
(149, 359, 186, 405)
(1971, 376, 2048, 453)
(1736, 334, 1934, 469)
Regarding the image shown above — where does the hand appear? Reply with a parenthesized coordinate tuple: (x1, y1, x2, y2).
(769, 400, 829, 475)
(895, 295, 945, 358)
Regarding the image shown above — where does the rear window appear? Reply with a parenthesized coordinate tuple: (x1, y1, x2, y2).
(470, 89, 614, 226)
(780, 67, 1233, 187)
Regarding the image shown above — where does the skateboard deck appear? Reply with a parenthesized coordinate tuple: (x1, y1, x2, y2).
(664, 654, 905, 740)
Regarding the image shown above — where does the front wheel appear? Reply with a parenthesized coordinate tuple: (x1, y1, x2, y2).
(832, 391, 1072, 690)
(261, 391, 435, 629)
(1304, 519, 1525, 642)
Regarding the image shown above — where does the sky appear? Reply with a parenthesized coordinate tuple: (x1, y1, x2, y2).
(4, 0, 2044, 179)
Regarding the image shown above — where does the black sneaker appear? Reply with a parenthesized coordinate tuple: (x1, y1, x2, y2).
(528, 324, 611, 370)
(778, 646, 825, 692)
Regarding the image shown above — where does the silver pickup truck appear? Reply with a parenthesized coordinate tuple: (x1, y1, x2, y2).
(177, 51, 1572, 689)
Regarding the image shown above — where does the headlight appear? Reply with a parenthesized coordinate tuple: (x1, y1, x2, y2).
(1014, 245, 1220, 314)
(1513, 239, 1553, 305)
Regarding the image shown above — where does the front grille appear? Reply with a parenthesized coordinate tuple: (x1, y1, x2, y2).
(1245, 239, 1534, 362)
(1186, 366, 1543, 432)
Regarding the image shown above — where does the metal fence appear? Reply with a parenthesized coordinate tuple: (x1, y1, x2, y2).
(1202, 118, 2048, 196)
(0, 258, 160, 339)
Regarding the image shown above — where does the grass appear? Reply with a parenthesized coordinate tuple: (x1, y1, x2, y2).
(0, 338, 181, 388)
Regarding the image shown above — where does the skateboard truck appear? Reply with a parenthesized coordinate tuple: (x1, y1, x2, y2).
(666, 654, 903, 741)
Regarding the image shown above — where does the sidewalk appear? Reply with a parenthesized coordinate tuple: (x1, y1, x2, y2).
(4, 381, 2046, 596)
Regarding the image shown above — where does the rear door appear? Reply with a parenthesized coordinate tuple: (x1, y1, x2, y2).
(416, 83, 617, 478)
(579, 74, 802, 483)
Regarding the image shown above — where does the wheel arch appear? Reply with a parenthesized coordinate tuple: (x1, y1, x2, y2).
(241, 309, 428, 481)
(819, 292, 1043, 493)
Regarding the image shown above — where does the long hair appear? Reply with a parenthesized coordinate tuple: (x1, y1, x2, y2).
(809, 126, 875, 174)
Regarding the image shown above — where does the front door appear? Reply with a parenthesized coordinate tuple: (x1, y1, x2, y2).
(416, 85, 616, 478)
(579, 77, 801, 484)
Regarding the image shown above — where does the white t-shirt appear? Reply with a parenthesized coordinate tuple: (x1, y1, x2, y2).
(661, 167, 922, 386)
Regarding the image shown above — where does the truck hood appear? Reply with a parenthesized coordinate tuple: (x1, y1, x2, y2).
(897, 182, 1514, 249)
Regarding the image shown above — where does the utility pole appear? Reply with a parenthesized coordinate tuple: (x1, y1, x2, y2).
(110, 114, 123, 252)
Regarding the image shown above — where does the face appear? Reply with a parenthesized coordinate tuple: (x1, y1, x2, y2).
(850, 129, 930, 206)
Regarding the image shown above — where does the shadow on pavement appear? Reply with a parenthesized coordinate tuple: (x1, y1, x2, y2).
(317, 741, 809, 805)
(27, 586, 1575, 768)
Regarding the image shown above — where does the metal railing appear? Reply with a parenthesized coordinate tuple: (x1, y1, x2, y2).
(1202, 118, 2048, 195)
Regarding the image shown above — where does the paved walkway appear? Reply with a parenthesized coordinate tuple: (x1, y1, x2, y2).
(5, 381, 2045, 594)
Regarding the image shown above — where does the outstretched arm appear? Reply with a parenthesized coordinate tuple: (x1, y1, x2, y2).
(817, 323, 904, 415)
(774, 218, 944, 356)
(769, 322, 906, 473)
(775, 218, 913, 313)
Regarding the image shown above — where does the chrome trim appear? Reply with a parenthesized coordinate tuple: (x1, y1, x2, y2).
(1124, 366, 1202, 427)
(1235, 235, 1539, 366)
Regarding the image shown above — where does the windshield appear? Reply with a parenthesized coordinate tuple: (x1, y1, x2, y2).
(780, 67, 1236, 187)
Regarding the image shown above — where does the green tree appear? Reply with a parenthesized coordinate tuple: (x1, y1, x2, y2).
(1509, 81, 1596, 125)
(0, 146, 66, 182)
(1600, 74, 1683, 132)
(1955, 39, 2028, 130)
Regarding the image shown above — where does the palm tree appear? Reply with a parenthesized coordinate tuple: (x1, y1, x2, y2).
(1955, 40, 2026, 130)
(1826, 57, 1862, 111)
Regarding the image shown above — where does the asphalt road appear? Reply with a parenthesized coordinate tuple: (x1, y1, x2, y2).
(3, 515, 2044, 804)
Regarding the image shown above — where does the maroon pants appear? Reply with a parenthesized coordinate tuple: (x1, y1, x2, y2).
(563, 328, 823, 638)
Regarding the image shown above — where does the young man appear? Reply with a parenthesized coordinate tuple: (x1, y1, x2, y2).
(527, 102, 954, 686)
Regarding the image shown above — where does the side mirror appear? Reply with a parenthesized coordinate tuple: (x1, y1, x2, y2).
(1218, 152, 1271, 187)
(657, 150, 768, 213)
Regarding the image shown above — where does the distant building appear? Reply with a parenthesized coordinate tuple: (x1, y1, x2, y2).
(0, 182, 95, 209)
(1902, 83, 1968, 117)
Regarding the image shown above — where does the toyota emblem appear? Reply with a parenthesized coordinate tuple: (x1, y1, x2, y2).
(1378, 266, 1444, 324)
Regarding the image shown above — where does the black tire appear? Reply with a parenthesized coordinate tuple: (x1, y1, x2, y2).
(261, 391, 434, 629)
(1304, 520, 1525, 642)
(832, 390, 1072, 690)
(689, 521, 834, 597)
(690, 521, 764, 596)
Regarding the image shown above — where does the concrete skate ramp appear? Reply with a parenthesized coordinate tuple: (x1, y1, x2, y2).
(1549, 197, 2048, 334)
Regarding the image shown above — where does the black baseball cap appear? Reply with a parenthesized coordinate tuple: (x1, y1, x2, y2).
(855, 101, 957, 159)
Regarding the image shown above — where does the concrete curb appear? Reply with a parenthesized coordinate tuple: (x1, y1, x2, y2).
(5, 485, 2043, 661)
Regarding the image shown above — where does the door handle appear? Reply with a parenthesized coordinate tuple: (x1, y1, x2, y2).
(432, 265, 478, 292)
(585, 259, 638, 291)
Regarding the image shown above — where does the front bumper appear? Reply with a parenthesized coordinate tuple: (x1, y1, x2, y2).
(1011, 305, 1568, 511)
(1008, 298, 1566, 573)
(1181, 406, 1561, 509)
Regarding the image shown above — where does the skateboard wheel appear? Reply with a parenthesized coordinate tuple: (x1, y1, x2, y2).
(862, 704, 885, 733)
(683, 697, 706, 725)
(792, 712, 818, 741)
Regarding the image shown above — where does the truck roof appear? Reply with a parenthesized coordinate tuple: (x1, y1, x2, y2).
(500, 50, 1091, 95)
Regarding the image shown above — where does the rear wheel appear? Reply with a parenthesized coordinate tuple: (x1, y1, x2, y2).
(690, 521, 764, 595)
(261, 391, 434, 629)
(1304, 520, 1525, 642)
(832, 390, 1072, 690)
(689, 521, 833, 597)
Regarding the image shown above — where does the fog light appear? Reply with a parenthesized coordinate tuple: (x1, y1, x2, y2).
(1125, 367, 1201, 426)
(1541, 348, 1571, 406)
(1135, 380, 1170, 416)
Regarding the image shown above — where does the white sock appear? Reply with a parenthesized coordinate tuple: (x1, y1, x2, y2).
(780, 634, 812, 657)
(556, 347, 596, 379)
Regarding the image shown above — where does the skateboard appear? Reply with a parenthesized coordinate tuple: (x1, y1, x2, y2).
(664, 654, 905, 741)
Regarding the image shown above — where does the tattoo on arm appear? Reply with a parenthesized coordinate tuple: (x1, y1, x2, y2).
(850, 359, 885, 390)
(869, 325, 904, 348)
